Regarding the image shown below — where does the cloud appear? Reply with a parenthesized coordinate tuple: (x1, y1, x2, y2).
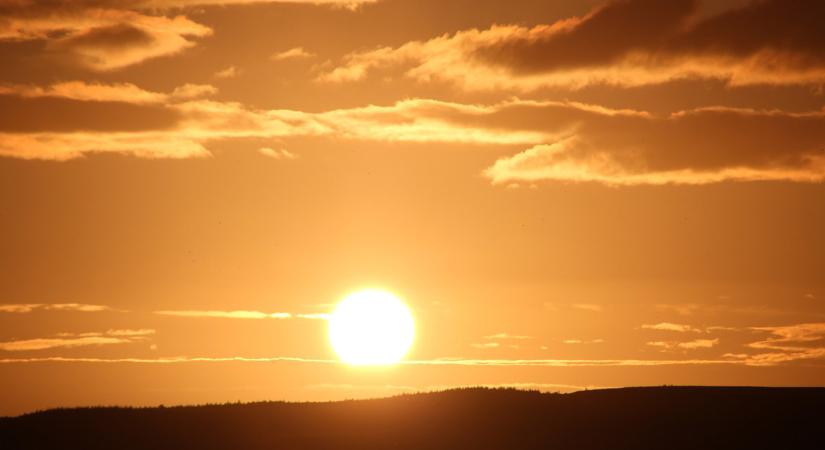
(214, 66, 241, 79)
(320, 0, 825, 90)
(0, 329, 153, 352)
(259, 147, 298, 159)
(104, 328, 156, 337)
(171, 83, 219, 100)
(0, 81, 216, 104)
(483, 106, 825, 186)
(483, 333, 533, 340)
(0, 303, 114, 313)
(55, 329, 155, 337)
(5, 8, 212, 70)
(0, 0, 375, 70)
(642, 322, 702, 333)
(271, 47, 315, 61)
(52, 20, 210, 71)
(678, 339, 719, 349)
(0, 355, 740, 367)
(742, 323, 825, 365)
(4, 91, 824, 186)
(562, 339, 604, 345)
(0, 96, 545, 160)
(0, 81, 166, 104)
(155, 310, 292, 319)
(647, 338, 719, 351)
(0, 356, 335, 364)
(154, 309, 328, 319)
(0, 336, 134, 351)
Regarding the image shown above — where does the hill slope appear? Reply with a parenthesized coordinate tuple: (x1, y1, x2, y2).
(1, 387, 823, 450)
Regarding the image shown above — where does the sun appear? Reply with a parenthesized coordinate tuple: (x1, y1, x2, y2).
(328, 289, 415, 366)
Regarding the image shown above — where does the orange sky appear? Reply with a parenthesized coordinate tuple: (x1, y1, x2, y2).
(1, 0, 825, 416)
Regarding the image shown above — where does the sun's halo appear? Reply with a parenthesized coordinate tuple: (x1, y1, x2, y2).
(328, 289, 415, 366)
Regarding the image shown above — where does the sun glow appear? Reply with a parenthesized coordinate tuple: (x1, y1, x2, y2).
(328, 289, 415, 366)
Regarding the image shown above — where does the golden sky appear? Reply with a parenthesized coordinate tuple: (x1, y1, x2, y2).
(1, 0, 824, 416)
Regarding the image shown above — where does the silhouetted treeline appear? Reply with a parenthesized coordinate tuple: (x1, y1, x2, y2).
(1, 386, 824, 450)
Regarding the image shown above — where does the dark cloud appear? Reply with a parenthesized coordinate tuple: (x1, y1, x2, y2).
(484, 103, 825, 185)
(52, 23, 156, 54)
(479, 0, 825, 80)
(672, 0, 825, 57)
(475, 0, 697, 73)
(0, 95, 180, 132)
(0, 1, 212, 70)
(325, 0, 825, 89)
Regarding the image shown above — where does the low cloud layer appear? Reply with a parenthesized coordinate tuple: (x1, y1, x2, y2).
(483, 333, 533, 340)
(2, 84, 824, 186)
(321, 0, 825, 90)
(742, 323, 825, 365)
(0, 303, 113, 313)
(155, 309, 329, 319)
(647, 338, 719, 351)
(563, 339, 605, 345)
(0, 329, 153, 351)
(2, 322, 823, 366)
(642, 322, 703, 333)
(0, 355, 749, 367)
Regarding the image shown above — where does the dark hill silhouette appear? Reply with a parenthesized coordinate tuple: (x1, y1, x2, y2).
(1, 386, 823, 450)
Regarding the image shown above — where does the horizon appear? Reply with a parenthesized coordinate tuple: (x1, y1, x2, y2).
(1, 0, 825, 417)
(5, 385, 825, 418)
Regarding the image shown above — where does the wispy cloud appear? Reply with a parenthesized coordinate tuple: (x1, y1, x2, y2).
(404, 357, 731, 367)
(102, 329, 156, 337)
(54, 329, 155, 338)
(483, 333, 533, 340)
(0, 303, 115, 313)
(642, 322, 703, 333)
(170, 83, 219, 100)
(214, 66, 241, 79)
(0, 356, 335, 364)
(259, 147, 298, 160)
(0, 329, 153, 352)
(0, 356, 738, 367)
(742, 323, 825, 365)
(154, 310, 329, 320)
(0, 337, 133, 352)
(647, 338, 719, 351)
(0, 81, 216, 104)
(271, 47, 316, 61)
(562, 339, 604, 345)
(3, 349, 820, 367)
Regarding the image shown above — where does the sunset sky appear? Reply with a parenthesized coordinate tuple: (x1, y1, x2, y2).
(1, 0, 825, 416)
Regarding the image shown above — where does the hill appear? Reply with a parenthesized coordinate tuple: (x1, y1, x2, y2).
(1, 386, 823, 450)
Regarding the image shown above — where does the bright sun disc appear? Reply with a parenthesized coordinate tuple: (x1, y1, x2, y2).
(328, 289, 415, 366)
